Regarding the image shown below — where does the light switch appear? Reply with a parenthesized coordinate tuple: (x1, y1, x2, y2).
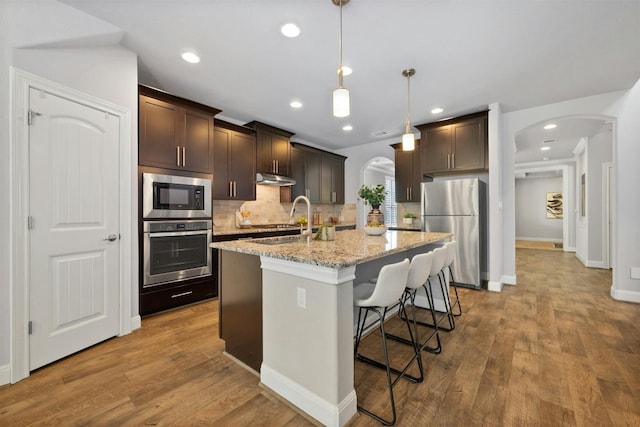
(631, 268, 640, 280)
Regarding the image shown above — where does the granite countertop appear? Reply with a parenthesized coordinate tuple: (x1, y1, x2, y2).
(211, 228, 451, 269)
(213, 223, 357, 237)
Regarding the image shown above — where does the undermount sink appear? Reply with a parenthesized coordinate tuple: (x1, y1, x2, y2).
(253, 235, 309, 245)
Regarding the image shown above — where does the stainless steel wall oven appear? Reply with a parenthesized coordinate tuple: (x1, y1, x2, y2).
(143, 220, 212, 288)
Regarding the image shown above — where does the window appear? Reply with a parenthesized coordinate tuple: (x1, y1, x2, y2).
(384, 176, 397, 226)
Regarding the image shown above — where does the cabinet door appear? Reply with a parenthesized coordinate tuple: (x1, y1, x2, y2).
(229, 132, 256, 200)
(256, 131, 274, 174)
(272, 135, 290, 176)
(139, 95, 182, 170)
(331, 157, 345, 204)
(213, 128, 231, 199)
(305, 150, 322, 203)
(395, 149, 413, 203)
(421, 126, 451, 174)
(289, 147, 306, 200)
(451, 117, 486, 172)
(183, 108, 214, 173)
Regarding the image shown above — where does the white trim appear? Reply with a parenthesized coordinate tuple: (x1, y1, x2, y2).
(0, 364, 11, 386)
(10, 68, 133, 383)
(260, 257, 356, 285)
(260, 364, 357, 427)
(502, 275, 516, 285)
(575, 251, 609, 269)
(610, 286, 640, 304)
(602, 162, 613, 270)
(515, 237, 563, 242)
(488, 280, 504, 292)
(130, 315, 142, 331)
(564, 246, 577, 253)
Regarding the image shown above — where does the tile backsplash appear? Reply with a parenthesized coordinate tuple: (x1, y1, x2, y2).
(213, 185, 356, 228)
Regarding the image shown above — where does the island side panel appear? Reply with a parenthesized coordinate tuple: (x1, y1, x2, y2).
(260, 260, 357, 427)
(219, 250, 263, 372)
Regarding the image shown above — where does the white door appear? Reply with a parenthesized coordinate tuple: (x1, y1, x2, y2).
(28, 88, 120, 370)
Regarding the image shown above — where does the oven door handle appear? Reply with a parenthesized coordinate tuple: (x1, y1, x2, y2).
(147, 230, 210, 238)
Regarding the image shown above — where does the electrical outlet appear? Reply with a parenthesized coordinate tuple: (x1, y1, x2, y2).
(631, 268, 640, 279)
(297, 287, 306, 308)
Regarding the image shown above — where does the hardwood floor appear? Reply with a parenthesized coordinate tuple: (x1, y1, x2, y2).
(1, 249, 639, 426)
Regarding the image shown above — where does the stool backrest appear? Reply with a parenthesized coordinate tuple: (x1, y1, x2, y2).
(428, 247, 447, 277)
(361, 258, 410, 308)
(444, 240, 457, 267)
(406, 251, 434, 290)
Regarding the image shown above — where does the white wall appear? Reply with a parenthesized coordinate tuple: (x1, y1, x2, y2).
(502, 83, 640, 302)
(587, 127, 613, 264)
(515, 177, 563, 241)
(1, 0, 138, 375)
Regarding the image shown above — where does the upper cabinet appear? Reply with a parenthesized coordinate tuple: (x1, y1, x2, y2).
(393, 140, 422, 203)
(245, 121, 294, 176)
(417, 111, 488, 176)
(213, 120, 256, 200)
(138, 85, 221, 174)
(286, 143, 346, 204)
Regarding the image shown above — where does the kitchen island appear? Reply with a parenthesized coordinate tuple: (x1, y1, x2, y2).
(212, 228, 451, 427)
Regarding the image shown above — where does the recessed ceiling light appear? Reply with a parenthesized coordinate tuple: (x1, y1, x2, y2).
(540, 146, 551, 151)
(544, 123, 557, 130)
(543, 157, 550, 161)
(290, 100, 303, 109)
(342, 125, 353, 131)
(431, 107, 444, 114)
(281, 23, 301, 38)
(181, 51, 200, 64)
(337, 66, 352, 76)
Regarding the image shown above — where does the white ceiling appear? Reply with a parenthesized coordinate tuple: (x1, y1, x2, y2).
(58, 0, 640, 152)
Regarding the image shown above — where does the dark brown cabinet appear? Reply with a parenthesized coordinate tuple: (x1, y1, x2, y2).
(245, 121, 294, 176)
(213, 120, 256, 200)
(287, 143, 345, 204)
(138, 86, 220, 174)
(418, 111, 488, 176)
(393, 140, 422, 202)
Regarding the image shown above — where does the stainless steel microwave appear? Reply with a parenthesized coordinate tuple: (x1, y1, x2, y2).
(142, 173, 211, 219)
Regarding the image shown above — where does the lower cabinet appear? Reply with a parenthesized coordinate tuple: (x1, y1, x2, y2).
(139, 274, 217, 316)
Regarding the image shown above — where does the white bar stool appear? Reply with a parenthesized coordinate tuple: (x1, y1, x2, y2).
(423, 246, 456, 332)
(390, 250, 442, 354)
(353, 258, 418, 425)
(443, 240, 462, 317)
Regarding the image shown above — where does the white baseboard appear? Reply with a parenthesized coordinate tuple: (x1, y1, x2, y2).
(565, 246, 577, 253)
(260, 364, 357, 427)
(131, 315, 141, 330)
(575, 253, 609, 269)
(487, 281, 503, 292)
(502, 275, 516, 285)
(610, 286, 640, 303)
(516, 237, 562, 243)
(0, 363, 10, 386)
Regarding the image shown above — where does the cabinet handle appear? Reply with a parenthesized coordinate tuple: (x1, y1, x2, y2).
(275, 160, 279, 174)
(176, 146, 181, 167)
(452, 153, 455, 169)
(182, 146, 186, 167)
(171, 290, 193, 299)
(233, 181, 237, 198)
(447, 154, 450, 169)
(229, 181, 233, 198)
(272, 160, 276, 174)
(409, 187, 412, 201)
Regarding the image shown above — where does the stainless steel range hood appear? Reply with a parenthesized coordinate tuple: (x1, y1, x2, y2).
(256, 173, 296, 186)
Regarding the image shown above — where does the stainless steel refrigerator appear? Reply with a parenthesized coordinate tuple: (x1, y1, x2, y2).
(421, 178, 487, 289)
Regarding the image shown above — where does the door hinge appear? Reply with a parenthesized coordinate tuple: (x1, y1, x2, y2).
(27, 215, 34, 230)
(27, 109, 42, 126)
(28, 321, 33, 335)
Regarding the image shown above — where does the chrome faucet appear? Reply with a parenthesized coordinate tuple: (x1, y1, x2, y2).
(289, 195, 312, 240)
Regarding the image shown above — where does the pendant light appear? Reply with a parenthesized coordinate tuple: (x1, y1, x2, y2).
(402, 68, 416, 151)
(332, 0, 350, 117)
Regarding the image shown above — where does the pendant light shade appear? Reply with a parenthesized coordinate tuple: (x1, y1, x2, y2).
(332, 0, 350, 117)
(333, 87, 350, 117)
(402, 68, 416, 151)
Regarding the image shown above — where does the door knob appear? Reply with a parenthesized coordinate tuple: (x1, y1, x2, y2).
(103, 234, 118, 242)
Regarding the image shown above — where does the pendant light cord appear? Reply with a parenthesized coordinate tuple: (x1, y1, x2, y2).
(405, 72, 411, 133)
(338, 0, 344, 88)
